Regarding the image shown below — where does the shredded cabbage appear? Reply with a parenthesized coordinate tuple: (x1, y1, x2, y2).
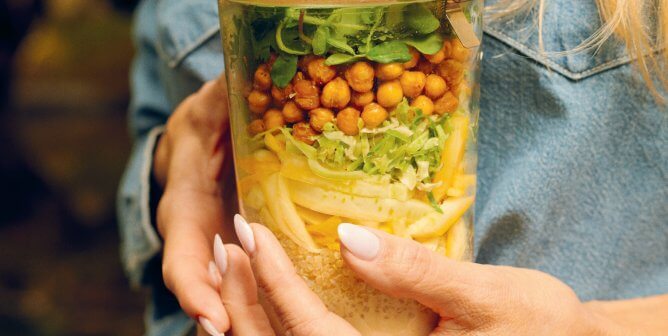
(272, 98, 453, 191)
(399, 165, 417, 190)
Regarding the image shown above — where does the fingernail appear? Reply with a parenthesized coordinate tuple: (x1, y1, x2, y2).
(338, 223, 380, 261)
(234, 214, 256, 255)
(213, 234, 228, 275)
(208, 261, 221, 287)
(199, 316, 225, 336)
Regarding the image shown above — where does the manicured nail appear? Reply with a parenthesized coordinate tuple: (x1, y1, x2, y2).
(338, 223, 380, 261)
(199, 316, 225, 336)
(234, 214, 256, 255)
(213, 234, 228, 275)
(208, 261, 221, 287)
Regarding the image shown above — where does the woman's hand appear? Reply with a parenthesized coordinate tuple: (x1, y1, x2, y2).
(207, 215, 648, 336)
(336, 224, 615, 335)
(337, 224, 667, 335)
(203, 215, 359, 336)
(154, 77, 234, 332)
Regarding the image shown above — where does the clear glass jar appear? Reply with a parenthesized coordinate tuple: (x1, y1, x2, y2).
(218, 0, 481, 334)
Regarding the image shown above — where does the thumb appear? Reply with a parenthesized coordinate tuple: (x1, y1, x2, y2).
(338, 223, 491, 317)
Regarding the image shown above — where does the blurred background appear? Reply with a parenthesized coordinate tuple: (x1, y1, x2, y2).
(1, 0, 146, 334)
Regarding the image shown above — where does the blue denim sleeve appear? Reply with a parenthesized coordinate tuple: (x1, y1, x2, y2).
(117, 0, 173, 287)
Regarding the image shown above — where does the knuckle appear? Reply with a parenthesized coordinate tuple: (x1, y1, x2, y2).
(383, 244, 436, 293)
(186, 102, 213, 129)
(282, 310, 329, 336)
(256, 271, 326, 335)
(256, 271, 289, 304)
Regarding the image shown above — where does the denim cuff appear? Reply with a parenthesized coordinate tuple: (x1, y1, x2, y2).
(117, 125, 165, 287)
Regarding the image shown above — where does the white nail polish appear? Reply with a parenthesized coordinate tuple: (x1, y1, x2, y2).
(208, 261, 221, 287)
(213, 234, 228, 275)
(338, 223, 380, 261)
(199, 316, 225, 336)
(234, 214, 256, 254)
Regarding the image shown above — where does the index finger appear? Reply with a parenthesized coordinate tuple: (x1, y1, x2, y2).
(234, 215, 360, 336)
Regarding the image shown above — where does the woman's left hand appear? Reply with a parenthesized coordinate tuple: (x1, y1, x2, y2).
(202, 215, 360, 336)
(205, 216, 626, 336)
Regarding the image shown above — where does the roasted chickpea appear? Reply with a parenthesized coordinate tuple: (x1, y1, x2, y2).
(424, 43, 447, 64)
(410, 95, 435, 116)
(351, 91, 375, 108)
(345, 62, 375, 93)
(416, 59, 434, 74)
(399, 71, 426, 98)
(403, 47, 420, 69)
(282, 101, 304, 123)
(263, 108, 285, 130)
(452, 83, 468, 97)
(433, 92, 459, 115)
(247, 119, 265, 136)
(292, 122, 317, 145)
(376, 62, 404, 81)
(271, 83, 294, 106)
(436, 59, 464, 88)
(362, 103, 388, 128)
(442, 40, 453, 58)
(376, 80, 404, 108)
(291, 71, 306, 85)
(247, 90, 271, 115)
(298, 55, 318, 72)
(309, 108, 334, 132)
(449, 39, 469, 62)
(321, 77, 351, 109)
(253, 64, 272, 91)
(424, 74, 448, 100)
(307, 57, 337, 85)
(336, 107, 361, 136)
(293, 79, 320, 110)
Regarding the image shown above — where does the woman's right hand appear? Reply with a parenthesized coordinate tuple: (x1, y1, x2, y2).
(208, 215, 652, 336)
(153, 77, 233, 333)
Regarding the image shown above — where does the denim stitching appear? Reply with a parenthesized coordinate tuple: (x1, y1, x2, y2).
(484, 27, 631, 80)
(154, 33, 172, 69)
(484, 26, 664, 80)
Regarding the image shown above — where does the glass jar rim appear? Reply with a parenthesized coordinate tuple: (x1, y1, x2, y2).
(225, 0, 434, 7)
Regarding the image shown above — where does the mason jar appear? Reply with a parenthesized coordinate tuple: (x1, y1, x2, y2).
(217, 0, 482, 334)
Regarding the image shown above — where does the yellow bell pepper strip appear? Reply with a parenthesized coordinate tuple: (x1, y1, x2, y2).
(432, 113, 470, 202)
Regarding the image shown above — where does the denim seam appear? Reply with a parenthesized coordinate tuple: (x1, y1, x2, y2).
(484, 27, 632, 80)
(166, 24, 220, 69)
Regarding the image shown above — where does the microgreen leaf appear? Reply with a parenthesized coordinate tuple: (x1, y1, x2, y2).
(327, 36, 356, 54)
(366, 41, 412, 63)
(312, 26, 330, 55)
(327, 8, 368, 37)
(270, 53, 298, 88)
(276, 20, 311, 55)
(403, 33, 444, 55)
(325, 53, 364, 65)
(365, 7, 385, 53)
(405, 4, 440, 34)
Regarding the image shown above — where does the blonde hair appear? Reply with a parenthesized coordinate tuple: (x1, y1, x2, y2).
(486, 0, 667, 102)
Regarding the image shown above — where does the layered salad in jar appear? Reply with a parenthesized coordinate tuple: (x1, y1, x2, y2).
(218, 0, 480, 334)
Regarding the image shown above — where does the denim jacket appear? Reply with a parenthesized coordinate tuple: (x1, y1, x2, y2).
(117, 0, 667, 334)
